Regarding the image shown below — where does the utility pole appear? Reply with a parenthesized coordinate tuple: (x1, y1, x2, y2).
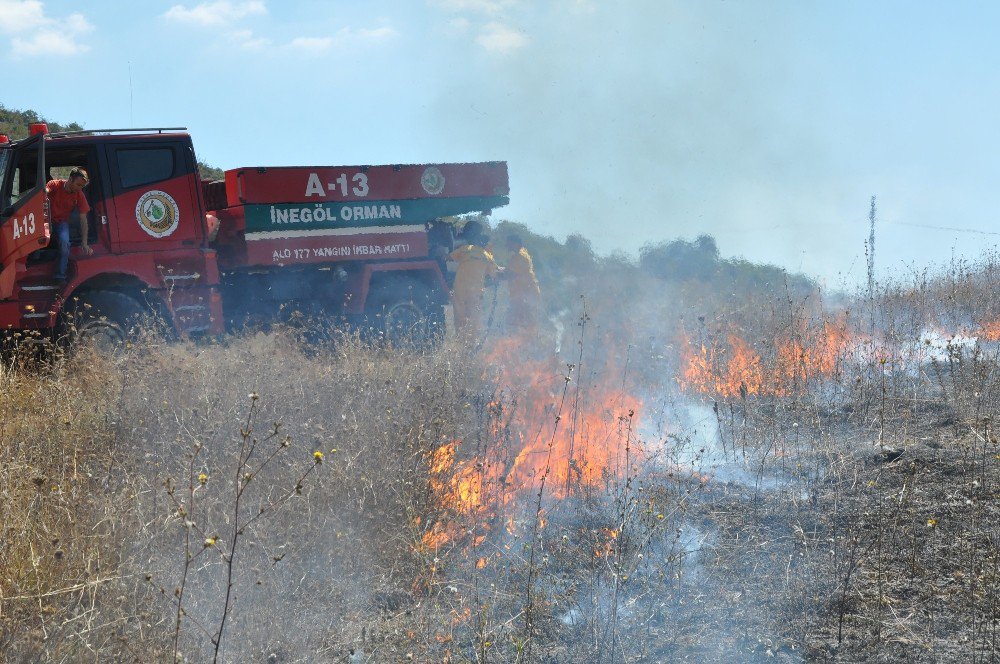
(867, 195, 876, 300)
(867, 195, 877, 334)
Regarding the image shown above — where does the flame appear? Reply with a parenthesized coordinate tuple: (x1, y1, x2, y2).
(417, 332, 644, 552)
(979, 320, 1000, 341)
(488, 335, 644, 499)
(678, 330, 763, 398)
(421, 522, 451, 551)
(426, 440, 498, 517)
(726, 333, 764, 396)
(678, 319, 851, 398)
(593, 527, 619, 558)
(418, 439, 503, 553)
(774, 321, 849, 390)
(678, 334, 716, 395)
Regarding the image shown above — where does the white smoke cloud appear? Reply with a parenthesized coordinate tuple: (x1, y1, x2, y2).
(425, 1, 858, 279)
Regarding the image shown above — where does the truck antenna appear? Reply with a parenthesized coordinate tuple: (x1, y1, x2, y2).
(128, 61, 134, 126)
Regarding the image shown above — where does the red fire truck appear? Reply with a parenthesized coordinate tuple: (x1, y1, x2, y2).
(0, 124, 508, 343)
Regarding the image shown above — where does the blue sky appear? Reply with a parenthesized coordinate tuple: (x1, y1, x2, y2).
(3, 0, 999, 288)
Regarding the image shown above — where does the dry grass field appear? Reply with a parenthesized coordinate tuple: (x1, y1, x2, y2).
(3, 252, 1000, 663)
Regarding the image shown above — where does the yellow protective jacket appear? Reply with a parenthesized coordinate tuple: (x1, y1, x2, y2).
(450, 244, 500, 335)
(506, 247, 540, 299)
(451, 244, 500, 298)
(504, 247, 541, 330)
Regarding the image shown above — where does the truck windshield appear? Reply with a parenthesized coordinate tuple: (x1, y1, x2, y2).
(0, 148, 10, 212)
(2, 146, 40, 216)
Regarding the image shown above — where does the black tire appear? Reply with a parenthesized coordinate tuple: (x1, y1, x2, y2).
(62, 290, 146, 350)
(365, 279, 445, 347)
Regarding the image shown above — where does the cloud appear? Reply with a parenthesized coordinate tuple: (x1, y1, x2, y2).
(287, 36, 333, 53)
(12, 29, 88, 56)
(0, 0, 46, 33)
(162, 0, 266, 27)
(0, 1, 93, 57)
(283, 27, 397, 54)
(430, 0, 526, 52)
(163, 1, 270, 53)
(228, 28, 270, 50)
(476, 21, 527, 53)
(448, 17, 472, 32)
(348, 26, 397, 41)
(63, 12, 92, 33)
(162, 1, 392, 55)
(430, 0, 517, 13)
(561, 0, 596, 13)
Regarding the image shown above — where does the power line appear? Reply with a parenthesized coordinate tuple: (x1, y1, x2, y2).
(886, 221, 1000, 236)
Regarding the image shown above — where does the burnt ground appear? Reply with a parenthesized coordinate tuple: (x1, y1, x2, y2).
(318, 385, 1000, 663)
(661, 393, 1000, 664)
(801, 430, 1000, 662)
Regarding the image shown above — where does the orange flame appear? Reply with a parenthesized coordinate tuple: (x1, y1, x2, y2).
(678, 318, 850, 398)
(487, 335, 644, 499)
(419, 440, 501, 552)
(979, 320, 1000, 341)
(418, 332, 645, 552)
(594, 527, 619, 558)
(678, 330, 763, 397)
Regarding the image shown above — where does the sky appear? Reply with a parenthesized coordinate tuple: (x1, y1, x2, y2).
(2, 0, 999, 289)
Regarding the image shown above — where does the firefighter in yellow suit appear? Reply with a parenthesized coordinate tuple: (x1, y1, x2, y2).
(503, 234, 541, 332)
(450, 223, 500, 339)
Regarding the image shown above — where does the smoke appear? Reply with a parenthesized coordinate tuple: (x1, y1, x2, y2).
(428, 1, 860, 278)
(426, 1, 1000, 288)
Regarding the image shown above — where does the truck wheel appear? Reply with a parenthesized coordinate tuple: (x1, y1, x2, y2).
(366, 279, 445, 346)
(63, 290, 146, 350)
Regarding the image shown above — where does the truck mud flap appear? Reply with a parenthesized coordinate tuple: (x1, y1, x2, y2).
(164, 286, 223, 335)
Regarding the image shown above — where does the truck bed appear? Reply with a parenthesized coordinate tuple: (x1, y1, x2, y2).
(206, 162, 508, 269)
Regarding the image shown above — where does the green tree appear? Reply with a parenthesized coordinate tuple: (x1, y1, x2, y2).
(1, 104, 226, 180)
(639, 235, 721, 281)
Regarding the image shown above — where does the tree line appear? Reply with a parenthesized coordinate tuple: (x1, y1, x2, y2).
(0, 104, 224, 180)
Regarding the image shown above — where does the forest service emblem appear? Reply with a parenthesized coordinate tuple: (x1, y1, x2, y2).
(420, 167, 445, 195)
(135, 190, 180, 238)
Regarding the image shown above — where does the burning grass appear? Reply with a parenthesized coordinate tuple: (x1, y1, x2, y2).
(5, 251, 1000, 661)
(677, 317, 852, 398)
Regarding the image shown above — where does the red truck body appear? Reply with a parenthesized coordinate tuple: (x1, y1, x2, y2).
(0, 127, 508, 340)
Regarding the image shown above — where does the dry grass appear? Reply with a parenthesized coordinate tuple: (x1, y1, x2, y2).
(0, 329, 493, 662)
(3, 252, 1000, 662)
(0, 346, 129, 658)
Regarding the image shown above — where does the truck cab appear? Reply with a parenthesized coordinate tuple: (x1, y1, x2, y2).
(0, 126, 222, 339)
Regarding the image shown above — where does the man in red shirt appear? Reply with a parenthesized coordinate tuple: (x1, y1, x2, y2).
(46, 167, 93, 282)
